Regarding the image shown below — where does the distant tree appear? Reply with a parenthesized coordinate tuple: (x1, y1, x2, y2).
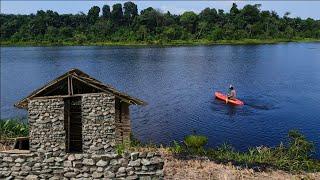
(230, 3, 240, 16)
(180, 11, 198, 34)
(88, 6, 100, 24)
(111, 3, 123, 25)
(102, 5, 111, 19)
(123, 2, 138, 26)
(0, 2, 319, 44)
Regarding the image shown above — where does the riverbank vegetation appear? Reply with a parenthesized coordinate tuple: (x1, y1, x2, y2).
(1, 119, 319, 172)
(169, 131, 320, 172)
(0, 119, 28, 139)
(1, 2, 320, 46)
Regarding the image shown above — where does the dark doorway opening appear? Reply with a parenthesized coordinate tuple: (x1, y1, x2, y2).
(64, 97, 82, 153)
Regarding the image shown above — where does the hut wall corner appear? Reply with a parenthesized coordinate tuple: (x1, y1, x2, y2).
(28, 98, 65, 155)
(81, 93, 116, 154)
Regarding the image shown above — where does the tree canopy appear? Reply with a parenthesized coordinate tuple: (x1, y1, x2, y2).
(1, 2, 319, 44)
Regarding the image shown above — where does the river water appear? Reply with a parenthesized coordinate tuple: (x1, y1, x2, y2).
(1, 43, 320, 157)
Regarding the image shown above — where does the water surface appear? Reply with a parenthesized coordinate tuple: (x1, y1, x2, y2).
(1, 43, 320, 157)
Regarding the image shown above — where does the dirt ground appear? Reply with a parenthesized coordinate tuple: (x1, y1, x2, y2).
(160, 149, 320, 180)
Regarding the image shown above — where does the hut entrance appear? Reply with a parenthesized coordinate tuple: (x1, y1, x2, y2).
(64, 97, 82, 153)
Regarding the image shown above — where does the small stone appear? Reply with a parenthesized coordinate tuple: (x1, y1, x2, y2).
(63, 161, 72, 167)
(92, 172, 103, 178)
(3, 157, 13, 162)
(139, 152, 147, 158)
(150, 157, 163, 164)
(142, 165, 148, 171)
(68, 154, 75, 161)
(126, 175, 139, 180)
(110, 159, 119, 166)
(141, 159, 151, 166)
(74, 154, 83, 160)
(104, 171, 115, 178)
(15, 158, 25, 163)
(156, 169, 164, 176)
(128, 159, 141, 167)
(73, 161, 83, 168)
(97, 167, 104, 172)
(64, 172, 77, 178)
(82, 158, 95, 165)
(130, 152, 139, 161)
(96, 160, 108, 167)
(147, 152, 155, 157)
(55, 157, 64, 162)
(25, 175, 38, 180)
(118, 167, 126, 173)
(44, 157, 55, 163)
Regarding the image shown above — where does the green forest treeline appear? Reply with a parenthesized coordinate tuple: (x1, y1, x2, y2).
(1, 2, 320, 46)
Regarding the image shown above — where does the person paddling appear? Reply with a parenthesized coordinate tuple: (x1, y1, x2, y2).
(226, 85, 236, 103)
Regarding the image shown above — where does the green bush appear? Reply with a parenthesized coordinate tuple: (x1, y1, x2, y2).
(0, 119, 29, 139)
(170, 140, 183, 154)
(184, 135, 208, 154)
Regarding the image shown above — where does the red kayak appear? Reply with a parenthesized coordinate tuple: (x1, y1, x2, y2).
(215, 92, 244, 106)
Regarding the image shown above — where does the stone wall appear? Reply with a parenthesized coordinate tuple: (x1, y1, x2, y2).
(28, 98, 65, 155)
(82, 93, 116, 154)
(115, 100, 131, 145)
(0, 151, 164, 179)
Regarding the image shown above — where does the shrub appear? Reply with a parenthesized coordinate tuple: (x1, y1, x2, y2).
(0, 119, 29, 139)
(184, 135, 208, 154)
(170, 140, 183, 154)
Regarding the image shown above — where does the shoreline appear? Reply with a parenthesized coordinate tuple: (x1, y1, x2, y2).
(1, 38, 319, 47)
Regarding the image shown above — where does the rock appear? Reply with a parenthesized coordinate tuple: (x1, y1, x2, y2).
(139, 152, 147, 158)
(73, 161, 83, 168)
(96, 160, 108, 167)
(3, 157, 13, 162)
(64, 172, 77, 178)
(128, 159, 141, 167)
(55, 157, 64, 162)
(74, 154, 83, 160)
(97, 167, 104, 172)
(82, 159, 95, 166)
(110, 159, 119, 166)
(130, 152, 139, 161)
(14, 158, 25, 163)
(118, 167, 126, 173)
(44, 157, 55, 163)
(142, 165, 148, 171)
(150, 157, 163, 164)
(147, 152, 155, 158)
(92, 172, 103, 178)
(156, 169, 164, 176)
(141, 159, 151, 166)
(104, 171, 115, 178)
(63, 161, 72, 167)
(25, 175, 38, 180)
(67, 154, 75, 161)
(126, 175, 139, 180)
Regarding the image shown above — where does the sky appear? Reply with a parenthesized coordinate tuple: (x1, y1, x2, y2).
(1, 1, 319, 19)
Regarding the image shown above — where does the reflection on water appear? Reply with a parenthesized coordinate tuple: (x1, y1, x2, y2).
(1, 43, 320, 157)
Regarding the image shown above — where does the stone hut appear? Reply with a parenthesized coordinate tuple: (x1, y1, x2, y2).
(14, 68, 146, 154)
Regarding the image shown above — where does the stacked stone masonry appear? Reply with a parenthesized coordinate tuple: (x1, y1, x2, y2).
(0, 151, 164, 179)
(28, 98, 65, 155)
(81, 93, 116, 154)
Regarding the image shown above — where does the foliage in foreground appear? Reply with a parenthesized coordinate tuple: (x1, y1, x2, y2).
(1, 2, 320, 46)
(170, 131, 320, 172)
(0, 119, 29, 139)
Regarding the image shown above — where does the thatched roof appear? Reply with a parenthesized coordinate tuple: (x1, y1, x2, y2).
(15, 69, 146, 109)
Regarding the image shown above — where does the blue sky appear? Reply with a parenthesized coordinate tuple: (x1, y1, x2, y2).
(1, 1, 319, 19)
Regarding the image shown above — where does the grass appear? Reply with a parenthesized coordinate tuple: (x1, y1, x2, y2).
(1, 38, 319, 47)
(0, 119, 29, 139)
(170, 130, 320, 173)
